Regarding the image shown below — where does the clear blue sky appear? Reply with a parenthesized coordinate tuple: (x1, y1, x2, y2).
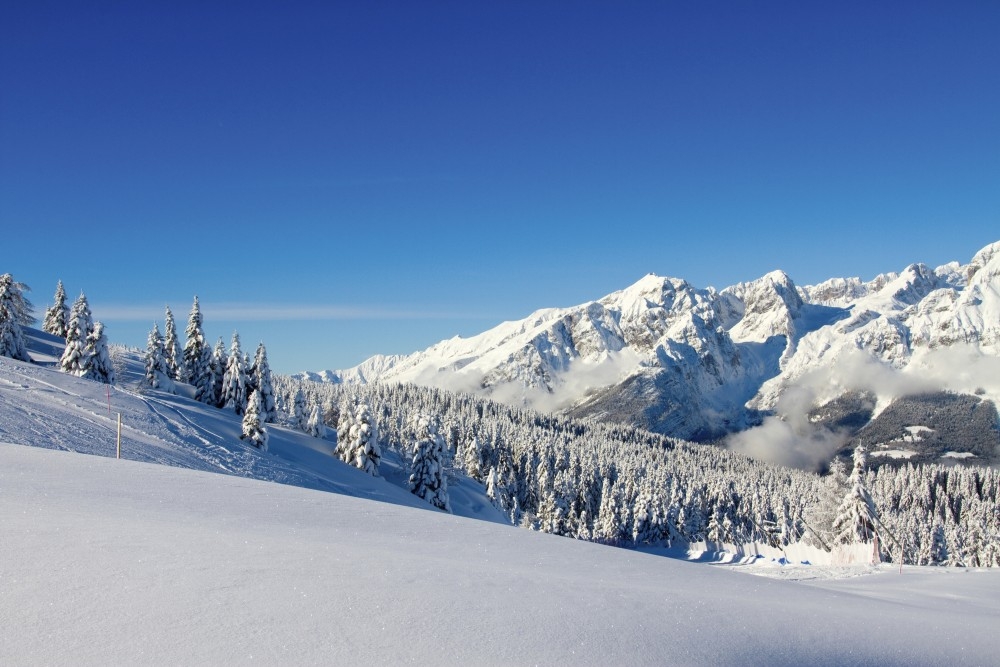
(2, 2, 998, 374)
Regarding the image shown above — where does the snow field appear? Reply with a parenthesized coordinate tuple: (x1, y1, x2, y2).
(4, 443, 1000, 666)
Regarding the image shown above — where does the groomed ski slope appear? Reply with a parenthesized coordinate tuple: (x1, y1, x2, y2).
(3, 444, 1000, 666)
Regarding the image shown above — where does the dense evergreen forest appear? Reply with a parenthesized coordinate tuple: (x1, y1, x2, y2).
(274, 376, 1000, 567)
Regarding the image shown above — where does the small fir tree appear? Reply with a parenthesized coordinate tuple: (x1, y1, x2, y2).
(241, 389, 269, 451)
(408, 415, 450, 511)
(42, 280, 69, 338)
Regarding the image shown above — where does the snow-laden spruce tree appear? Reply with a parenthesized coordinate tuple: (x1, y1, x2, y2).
(182, 296, 210, 389)
(221, 332, 247, 415)
(306, 402, 326, 438)
(42, 280, 69, 338)
(595, 477, 624, 545)
(292, 387, 307, 431)
(0, 274, 34, 326)
(206, 337, 227, 408)
(462, 435, 482, 480)
(83, 321, 114, 384)
(251, 342, 277, 423)
(163, 306, 182, 381)
(0, 274, 32, 362)
(408, 414, 450, 511)
(60, 292, 94, 375)
(144, 323, 173, 390)
(240, 389, 268, 451)
(485, 466, 504, 512)
(831, 444, 880, 546)
(336, 400, 381, 475)
(803, 457, 849, 549)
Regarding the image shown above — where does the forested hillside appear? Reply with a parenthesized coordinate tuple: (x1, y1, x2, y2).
(276, 376, 1000, 567)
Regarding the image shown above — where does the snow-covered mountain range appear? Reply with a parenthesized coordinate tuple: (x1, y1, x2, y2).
(300, 241, 1000, 466)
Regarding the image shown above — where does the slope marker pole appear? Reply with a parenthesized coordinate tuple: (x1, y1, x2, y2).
(116, 413, 122, 459)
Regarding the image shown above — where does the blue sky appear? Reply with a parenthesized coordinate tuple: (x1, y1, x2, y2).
(2, 2, 998, 374)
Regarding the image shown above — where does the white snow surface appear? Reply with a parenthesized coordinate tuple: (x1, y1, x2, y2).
(4, 443, 1000, 666)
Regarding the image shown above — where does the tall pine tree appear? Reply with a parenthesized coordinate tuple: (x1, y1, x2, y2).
(182, 297, 209, 389)
(241, 389, 269, 451)
(221, 332, 248, 415)
(0, 274, 32, 362)
(251, 342, 277, 423)
(408, 415, 450, 511)
(144, 322, 172, 389)
(83, 321, 114, 384)
(337, 401, 381, 476)
(163, 306, 182, 381)
(60, 292, 94, 376)
(831, 445, 880, 546)
(207, 337, 227, 408)
(42, 280, 69, 338)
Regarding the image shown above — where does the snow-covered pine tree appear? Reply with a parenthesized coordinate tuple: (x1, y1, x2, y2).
(162, 306, 182, 381)
(245, 350, 259, 400)
(803, 457, 849, 549)
(485, 466, 504, 512)
(337, 401, 381, 475)
(462, 435, 483, 480)
(292, 387, 307, 431)
(144, 322, 172, 389)
(408, 414, 450, 511)
(323, 399, 340, 430)
(42, 280, 69, 338)
(335, 398, 356, 458)
(306, 402, 326, 438)
(182, 296, 210, 389)
(241, 389, 269, 451)
(60, 292, 94, 376)
(251, 343, 276, 423)
(207, 337, 227, 408)
(831, 445, 880, 546)
(84, 321, 115, 384)
(596, 477, 625, 545)
(221, 332, 247, 415)
(0, 274, 32, 362)
(0, 274, 34, 325)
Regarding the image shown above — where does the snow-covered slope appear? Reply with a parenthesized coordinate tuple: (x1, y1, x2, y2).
(0, 346, 508, 525)
(5, 442, 1000, 666)
(302, 241, 1000, 455)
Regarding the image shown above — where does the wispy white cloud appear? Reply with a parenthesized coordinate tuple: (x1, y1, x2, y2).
(95, 303, 474, 322)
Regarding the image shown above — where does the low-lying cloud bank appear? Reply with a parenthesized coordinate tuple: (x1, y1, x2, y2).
(727, 345, 1000, 471)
